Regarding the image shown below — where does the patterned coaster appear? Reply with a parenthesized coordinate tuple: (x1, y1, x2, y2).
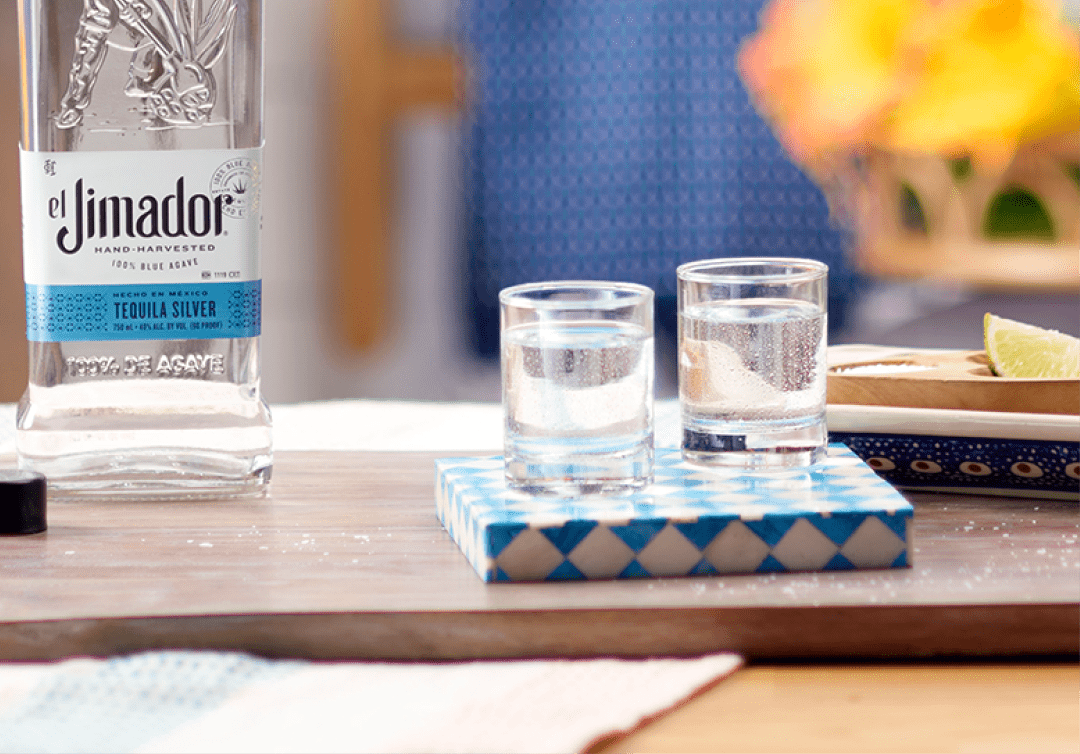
(436, 445, 913, 582)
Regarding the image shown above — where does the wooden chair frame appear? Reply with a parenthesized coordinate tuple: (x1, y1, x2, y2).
(329, 1, 462, 351)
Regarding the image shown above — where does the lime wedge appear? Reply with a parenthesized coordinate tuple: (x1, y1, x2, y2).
(984, 313, 1080, 379)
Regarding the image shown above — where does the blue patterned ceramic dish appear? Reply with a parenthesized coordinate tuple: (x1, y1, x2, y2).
(828, 404, 1079, 500)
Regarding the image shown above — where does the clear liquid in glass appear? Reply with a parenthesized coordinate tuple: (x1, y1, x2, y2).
(679, 298, 826, 468)
(503, 321, 654, 495)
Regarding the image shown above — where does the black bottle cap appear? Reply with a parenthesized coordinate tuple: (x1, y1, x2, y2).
(0, 470, 47, 535)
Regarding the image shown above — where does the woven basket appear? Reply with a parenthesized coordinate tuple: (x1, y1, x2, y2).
(850, 135, 1079, 290)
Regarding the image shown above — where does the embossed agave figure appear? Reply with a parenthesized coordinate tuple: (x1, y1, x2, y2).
(58, 0, 237, 129)
(16, 0, 271, 498)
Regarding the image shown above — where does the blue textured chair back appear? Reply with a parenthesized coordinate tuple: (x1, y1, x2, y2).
(461, 0, 861, 357)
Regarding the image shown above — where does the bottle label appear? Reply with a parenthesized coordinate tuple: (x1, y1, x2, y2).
(20, 147, 262, 342)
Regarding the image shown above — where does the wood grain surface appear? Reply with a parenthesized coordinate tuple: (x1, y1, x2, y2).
(1, 451, 1076, 662)
(827, 349, 1080, 414)
(593, 662, 1080, 754)
(0, 2, 29, 403)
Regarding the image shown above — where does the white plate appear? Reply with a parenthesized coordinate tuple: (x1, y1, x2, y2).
(828, 403, 1080, 443)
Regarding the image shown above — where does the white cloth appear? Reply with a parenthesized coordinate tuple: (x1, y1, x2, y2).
(0, 403, 13, 456)
(271, 399, 684, 452)
(0, 651, 741, 754)
(0, 400, 685, 455)
(1, 343, 883, 457)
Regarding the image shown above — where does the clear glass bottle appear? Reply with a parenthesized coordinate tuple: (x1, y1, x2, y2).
(15, 0, 271, 498)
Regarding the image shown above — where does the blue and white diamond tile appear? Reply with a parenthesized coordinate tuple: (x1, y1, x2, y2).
(435, 445, 914, 582)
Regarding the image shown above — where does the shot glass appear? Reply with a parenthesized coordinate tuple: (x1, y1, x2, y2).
(500, 281, 655, 495)
(677, 258, 828, 469)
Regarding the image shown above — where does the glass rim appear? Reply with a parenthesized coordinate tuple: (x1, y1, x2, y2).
(676, 257, 828, 284)
(499, 280, 654, 310)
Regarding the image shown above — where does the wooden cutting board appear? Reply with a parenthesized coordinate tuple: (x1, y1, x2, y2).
(828, 349, 1080, 414)
(0, 451, 1076, 663)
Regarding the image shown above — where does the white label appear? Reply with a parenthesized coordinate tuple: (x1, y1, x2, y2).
(20, 147, 262, 287)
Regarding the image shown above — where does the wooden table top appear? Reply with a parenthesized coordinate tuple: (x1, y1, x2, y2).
(1, 451, 1077, 662)
(593, 661, 1080, 754)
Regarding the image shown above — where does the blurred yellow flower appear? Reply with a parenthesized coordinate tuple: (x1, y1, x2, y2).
(739, 0, 927, 169)
(885, 0, 1080, 170)
(739, 0, 1080, 173)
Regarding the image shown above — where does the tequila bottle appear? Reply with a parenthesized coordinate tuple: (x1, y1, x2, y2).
(16, 0, 271, 497)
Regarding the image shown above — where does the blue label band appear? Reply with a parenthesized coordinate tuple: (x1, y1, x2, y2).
(26, 281, 261, 342)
